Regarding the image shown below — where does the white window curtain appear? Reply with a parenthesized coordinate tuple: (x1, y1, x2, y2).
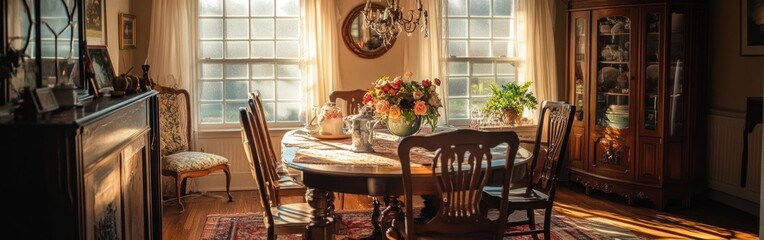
(146, 0, 196, 91)
(303, 0, 343, 125)
(517, 0, 559, 105)
(405, 0, 445, 124)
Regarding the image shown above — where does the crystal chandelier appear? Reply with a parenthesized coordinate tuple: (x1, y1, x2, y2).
(362, 0, 429, 47)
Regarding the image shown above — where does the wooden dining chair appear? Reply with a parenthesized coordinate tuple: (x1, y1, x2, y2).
(155, 84, 232, 212)
(328, 89, 367, 209)
(397, 129, 520, 239)
(329, 89, 367, 115)
(247, 93, 307, 201)
(482, 100, 575, 239)
(239, 107, 318, 239)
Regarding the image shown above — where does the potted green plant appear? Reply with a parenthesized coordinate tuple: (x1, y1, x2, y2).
(483, 81, 538, 125)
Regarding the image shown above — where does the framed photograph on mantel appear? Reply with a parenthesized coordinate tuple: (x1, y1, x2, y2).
(85, 0, 107, 46)
(119, 13, 136, 49)
(86, 46, 117, 97)
(742, 0, 764, 55)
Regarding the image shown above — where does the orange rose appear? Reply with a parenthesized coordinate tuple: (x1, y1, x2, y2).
(413, 101, 428, 116)
(375, 100, 390, 114)
(388, 105, 402, 119)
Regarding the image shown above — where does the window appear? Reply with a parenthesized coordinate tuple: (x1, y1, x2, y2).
(444, 0, 520, 125)
(197, 0, 304, 128)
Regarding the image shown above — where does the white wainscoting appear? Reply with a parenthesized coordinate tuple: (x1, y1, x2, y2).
(706, 109, 761, 214)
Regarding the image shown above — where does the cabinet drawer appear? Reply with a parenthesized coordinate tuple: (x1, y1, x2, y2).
(83, 100, 149, 167)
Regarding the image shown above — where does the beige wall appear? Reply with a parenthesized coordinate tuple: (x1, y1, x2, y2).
(709, 0, 764, 111)
(131, 0, 151, 73)
(104, 0, 132, 73)
(337, 1, 406, 91)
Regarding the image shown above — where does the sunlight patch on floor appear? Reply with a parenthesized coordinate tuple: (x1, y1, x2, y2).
(553, 202, 758, 239)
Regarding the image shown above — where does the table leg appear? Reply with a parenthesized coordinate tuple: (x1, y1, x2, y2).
(361, 197, 385, 240)
(362, 196, 405, 240)
(306, 188, 334, 240)
(381, 196, 404, 239)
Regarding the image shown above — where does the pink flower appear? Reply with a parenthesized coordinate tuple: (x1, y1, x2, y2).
(413, 89, 424, 100)
(421, 79, 432, 88)
(375, 100, 390, 114)
(391, 79, 403, 89)
(428, 95, 441, 107)
(434, 78, 441, 86)
(413, 101, 428, 116)
(363, 92, 373, 103)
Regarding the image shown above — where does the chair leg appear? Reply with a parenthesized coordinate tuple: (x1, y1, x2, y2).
(223, 167, 233, 202)
(176, 177, 185, 212)
(526, 209, 538, 240)
(543, 207, 552, 240)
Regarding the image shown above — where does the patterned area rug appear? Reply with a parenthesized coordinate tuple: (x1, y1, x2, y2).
(200, 208, 642, 240)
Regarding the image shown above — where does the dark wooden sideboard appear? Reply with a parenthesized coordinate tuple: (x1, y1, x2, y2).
(1, 91, 162, 239)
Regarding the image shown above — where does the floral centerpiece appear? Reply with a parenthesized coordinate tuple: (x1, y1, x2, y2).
(362, 72, 443, 136)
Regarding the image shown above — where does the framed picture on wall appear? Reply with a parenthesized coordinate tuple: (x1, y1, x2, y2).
(85, 0, 107, 45)
(119, 13, 136, 49)
(742, 0, 764, 55)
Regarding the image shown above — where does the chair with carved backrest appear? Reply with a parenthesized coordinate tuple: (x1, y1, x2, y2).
(329, 89, 367, 116)
(155, 84, 232, 212)
(397, 129, 520, 239)
(238, 107, 314, 239)
(247, 92, 306, 200)
(482, 100, 575, 239)
(328, 89, 367, 209)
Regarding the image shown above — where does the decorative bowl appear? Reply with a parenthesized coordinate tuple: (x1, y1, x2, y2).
(598, 67, 620, 84)
(605, 111, 629, 129)
(606, 119, 629, 129)
(608, 105, 629, 113)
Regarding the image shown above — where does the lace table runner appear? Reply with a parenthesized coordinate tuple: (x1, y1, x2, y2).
(282, 128, 525, 167)
(282, 129, 436, 167)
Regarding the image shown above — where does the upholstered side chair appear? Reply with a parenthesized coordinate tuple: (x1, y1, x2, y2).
(155, 84, 232, 212)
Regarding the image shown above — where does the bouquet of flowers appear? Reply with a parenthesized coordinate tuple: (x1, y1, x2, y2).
(362, 72, 443, 131)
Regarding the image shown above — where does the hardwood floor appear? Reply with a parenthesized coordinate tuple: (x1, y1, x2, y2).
(162, 185, 759, 240)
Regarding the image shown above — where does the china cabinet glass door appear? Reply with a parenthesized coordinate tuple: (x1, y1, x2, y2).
(595, 14, 632, 130)
(643, 12, 661, 132)
(574, 16, 587, 122)
(668, 10, 687, 137)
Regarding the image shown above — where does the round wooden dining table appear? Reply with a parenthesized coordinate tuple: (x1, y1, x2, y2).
(281, 128, 532, 240)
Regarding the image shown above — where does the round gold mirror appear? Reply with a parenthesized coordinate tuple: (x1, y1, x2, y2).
(342, 3, 394, 59)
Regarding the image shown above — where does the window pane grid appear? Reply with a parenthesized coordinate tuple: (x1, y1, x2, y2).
(198, 0, 303, 126)
(445, 0, 518, 123)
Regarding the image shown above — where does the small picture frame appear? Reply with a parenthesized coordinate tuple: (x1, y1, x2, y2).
(119, 13, 136, 49)
(86, 45, 117, 96)
(742, 0, 764, 55)
(32, 87, 59, 113)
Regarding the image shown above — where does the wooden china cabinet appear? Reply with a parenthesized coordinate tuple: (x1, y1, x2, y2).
(565, 0, 707, 210)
